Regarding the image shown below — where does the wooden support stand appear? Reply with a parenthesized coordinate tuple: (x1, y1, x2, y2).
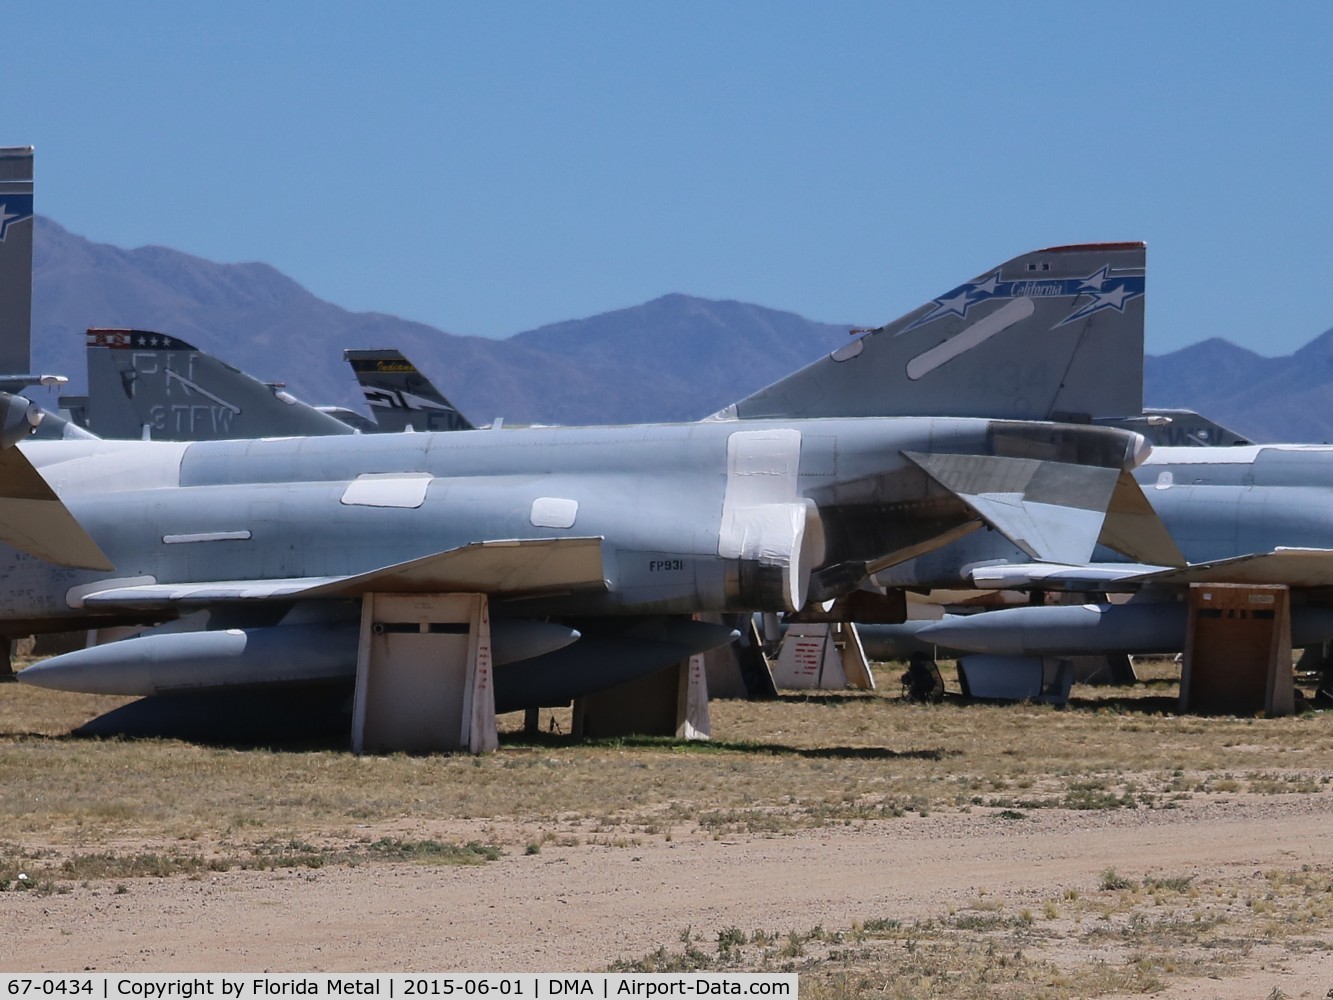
(700, 614, 778, 700)
(1181, 583, 1294, 716)
(352, 593, 498, 754)
(572, 653, 711, 740)
(771, 622, 875, 690)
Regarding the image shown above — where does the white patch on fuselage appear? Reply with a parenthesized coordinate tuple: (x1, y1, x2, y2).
(162, 530, 252, 544)
(340, 472, 432, 508)
(531, 497, 578, 528)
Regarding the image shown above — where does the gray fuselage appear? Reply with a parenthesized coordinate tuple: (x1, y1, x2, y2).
(2, 416, 1128, 630)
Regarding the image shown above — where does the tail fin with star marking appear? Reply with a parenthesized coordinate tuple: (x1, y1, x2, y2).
(711, 243, 1145, 424)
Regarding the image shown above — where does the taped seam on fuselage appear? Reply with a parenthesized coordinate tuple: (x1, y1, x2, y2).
(718, 429, 803, 561)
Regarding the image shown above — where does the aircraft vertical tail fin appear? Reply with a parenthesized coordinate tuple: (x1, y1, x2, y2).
(713, 243, 1145, 423)
(1103, 408, 1252, 448)
(344, 349, 474, 432)
(0, 147, 35, 381)
(84, 329, 358, 440)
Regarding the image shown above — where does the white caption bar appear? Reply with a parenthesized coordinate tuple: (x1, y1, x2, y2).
(0, 976, 797, 1000)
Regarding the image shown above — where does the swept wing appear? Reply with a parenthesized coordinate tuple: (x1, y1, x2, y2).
(72, 537, 607, 611)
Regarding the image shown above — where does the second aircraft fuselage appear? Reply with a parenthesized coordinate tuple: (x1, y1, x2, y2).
(878, 444, 1333, 589)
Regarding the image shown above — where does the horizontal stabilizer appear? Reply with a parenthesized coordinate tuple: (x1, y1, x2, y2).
(971, 547, 1333, 592)
(0, 445, 114, 570)
(77, 537, 607, 609)
(904, 451, 1119, 565)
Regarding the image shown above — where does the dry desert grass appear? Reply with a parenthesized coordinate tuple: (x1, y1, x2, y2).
(3, 661, 1329, 850)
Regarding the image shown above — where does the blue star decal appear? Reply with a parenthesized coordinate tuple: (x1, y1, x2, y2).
(1057, 265, 1145, 325)
(0, 195, 33, 242)
(904, 264, 1144, 332)
(904, 271, 1007, 329)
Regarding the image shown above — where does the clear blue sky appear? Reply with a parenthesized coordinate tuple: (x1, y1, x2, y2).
(10, 2, 1333, 355)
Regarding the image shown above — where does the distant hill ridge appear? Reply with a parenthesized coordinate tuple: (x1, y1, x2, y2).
(1143, 332, 1333, 442)
(31, 217, 851, 426)
(30, 217, 1332, 439)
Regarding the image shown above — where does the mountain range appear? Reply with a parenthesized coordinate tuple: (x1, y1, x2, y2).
(29, 217, 1331, 440)
(1143, 335, 1333, 443)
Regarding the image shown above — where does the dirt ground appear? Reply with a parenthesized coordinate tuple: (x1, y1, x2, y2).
(6, 667, 1333, 996)
(5, 793, 1333, 996)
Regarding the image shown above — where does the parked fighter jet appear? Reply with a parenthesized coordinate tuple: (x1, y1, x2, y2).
(345, 349, 473, 432)
(12, 243, 1155, 711)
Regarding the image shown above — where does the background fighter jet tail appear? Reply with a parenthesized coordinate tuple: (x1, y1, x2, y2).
(345, 349, 474, 432)
(1102, 407, 1253, 448)
(713, 243, 1145, 423)
(83, 329, 359, 440)
(0, 147, 34, 383)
